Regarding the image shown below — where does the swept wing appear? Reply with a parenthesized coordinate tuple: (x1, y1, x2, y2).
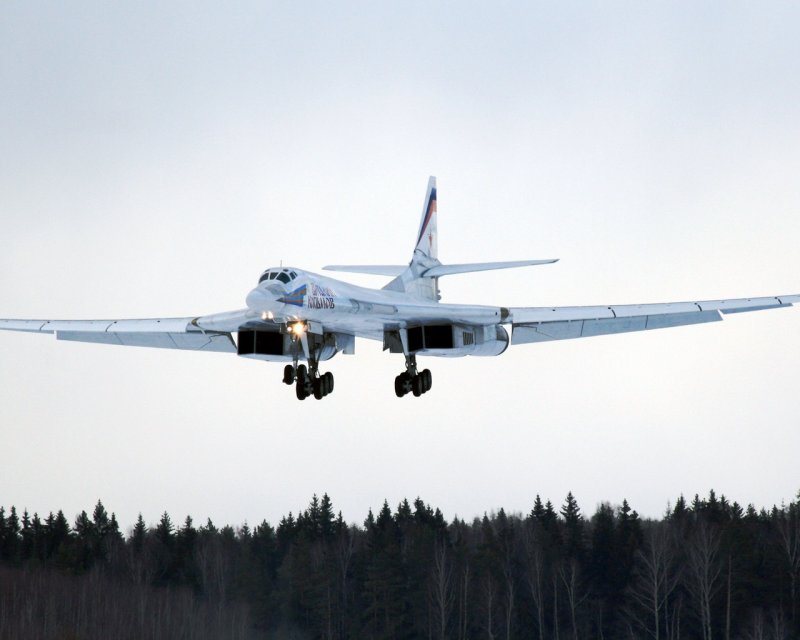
(0, 311, 258, 352)
(509, 295, 800, 344)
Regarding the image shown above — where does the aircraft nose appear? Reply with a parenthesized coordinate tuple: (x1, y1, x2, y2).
(246, 287, 282, 311)
(264, 283, 285, 295)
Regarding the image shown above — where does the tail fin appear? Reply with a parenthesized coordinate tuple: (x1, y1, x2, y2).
(377, 177, 556, 301)
(382, 176, 442, 300)
(414, 176, 438, 261)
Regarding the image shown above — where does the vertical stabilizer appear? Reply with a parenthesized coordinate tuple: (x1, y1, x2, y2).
(414, 176, 438, 261)
(383, 176, 442, 300)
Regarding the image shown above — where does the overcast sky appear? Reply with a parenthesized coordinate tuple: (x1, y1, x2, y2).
(2, 2, 799, 531)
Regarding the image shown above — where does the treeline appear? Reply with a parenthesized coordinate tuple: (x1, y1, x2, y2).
(0, 491, 799, 639)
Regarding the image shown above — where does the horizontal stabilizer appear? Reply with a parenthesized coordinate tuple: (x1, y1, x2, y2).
(323, 265, 407, 276)
(423, 259, 558, 278)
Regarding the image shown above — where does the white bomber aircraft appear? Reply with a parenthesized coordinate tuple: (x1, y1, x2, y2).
(1, 177, 798, 401)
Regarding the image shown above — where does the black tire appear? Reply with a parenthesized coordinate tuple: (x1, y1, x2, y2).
(395, 375, 405, 398)
(412, 375, 423, 397)
(283, 364, 295, 385)
(324, 372, 334, 394)
(296, 380, 307, 400)
(313, 378, 324, 400)
(297, 364, 308, 380)
(422, 369, 432, 393)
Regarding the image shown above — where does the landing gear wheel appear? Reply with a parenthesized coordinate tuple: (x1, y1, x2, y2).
(412, 375, 424, 397)
(283, 364, 296, 385)
(395, 374, 406, 398)
(295, 365, 310, 400)
(324, 372, 334, 394)
(422, 369, 432, 393)
(313, 378, 324, 400)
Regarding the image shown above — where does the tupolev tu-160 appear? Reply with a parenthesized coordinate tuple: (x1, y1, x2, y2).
(1, 177, 798, 401)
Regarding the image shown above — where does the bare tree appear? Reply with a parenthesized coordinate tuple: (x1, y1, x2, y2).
(480, 571, 498, 640)
(457, 559, 471, 640)
(195, 534, 233, 622)
(499, 534, 516, 640)
(742, 608, 766, 640)
(769, 607, 789, 640)
(559, 558, 588, 640)
(775, 503, 800, 628)
(685, 520, 722, 640)
(430, 538, 455, 640)
(626, 522, 681, 640)
(552, 571, 561, 640)
(523, 523, 547, 640)
(334, 524, 355, 640)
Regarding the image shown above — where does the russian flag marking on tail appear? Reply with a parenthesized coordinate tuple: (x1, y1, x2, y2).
(414, 176, 438, 260)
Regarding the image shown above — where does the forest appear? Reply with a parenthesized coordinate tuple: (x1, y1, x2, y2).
(0, 490, 798, 640)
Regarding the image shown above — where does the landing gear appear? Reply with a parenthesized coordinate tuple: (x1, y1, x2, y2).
(295, 364, 309, 400)
(287, 360, 334, 401)
(394, 355, 432, 398)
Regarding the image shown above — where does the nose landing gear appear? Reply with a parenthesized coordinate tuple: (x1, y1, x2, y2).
(394, 355, 432, 398)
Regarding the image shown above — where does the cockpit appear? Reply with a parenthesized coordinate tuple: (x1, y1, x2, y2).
(258, 268, 298, 285)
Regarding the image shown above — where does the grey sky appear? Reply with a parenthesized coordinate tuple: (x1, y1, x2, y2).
(2, 2, 799, 530)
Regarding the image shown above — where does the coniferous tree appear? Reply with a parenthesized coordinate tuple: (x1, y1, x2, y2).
(362, 500, 410, 639)
(154, 511, 176, 585)
(30, 512, 44, 563)
(589, 502, 616, 635)
(131, 513, 147, 555)
(4, 506, 21, 564)
(73, 509, 94, 571)
(20, 510, 32, 562)
(48, 509, 71, 567)
(177, 515, 198, 589)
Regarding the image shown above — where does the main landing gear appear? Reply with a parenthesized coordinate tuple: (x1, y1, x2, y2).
(394, 355, 432, 398)
(283, 361, 335, 401)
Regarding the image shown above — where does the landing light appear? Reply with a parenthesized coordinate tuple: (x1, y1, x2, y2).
(261, 311, 274, 321)
(289, 321, 305, 336)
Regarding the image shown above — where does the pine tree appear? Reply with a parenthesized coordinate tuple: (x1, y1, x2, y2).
(0, 507, 6, 559)
(30, 512, 44, 562)
(48, 510, 71, 566)
(74, 510, 94, 571)
(4, 506, 20, 563)
(362, 500, 409, 639)
(589, 502, 616, 605)
(277, 513, 296, 557)
(131, 514, 147, 554)
(154, 511, 176, 585)
(319, 494, 335, 541)
(177, 515, 198, 589)
(20, 510, 32, 561)
(531, 494, 545, 520)
(560, 492, 584, 559)
(615, 499, 643, 611)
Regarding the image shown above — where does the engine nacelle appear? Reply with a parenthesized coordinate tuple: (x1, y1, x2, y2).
(237, 330, 339, 362)
(385, 324, 509, 357)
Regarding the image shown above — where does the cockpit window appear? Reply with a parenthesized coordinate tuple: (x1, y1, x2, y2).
(260, 268, 299, 285)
